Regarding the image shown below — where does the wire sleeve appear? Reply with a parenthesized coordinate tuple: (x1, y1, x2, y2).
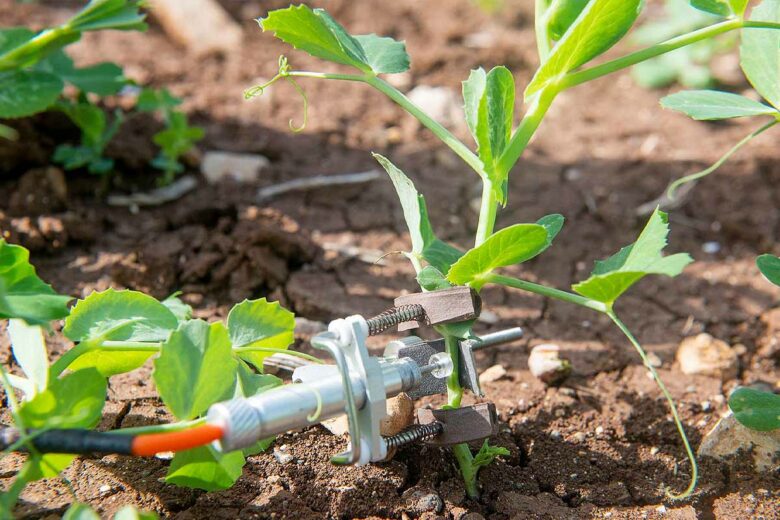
(0, 428, 134, 455)
(131, 424, 224, 456)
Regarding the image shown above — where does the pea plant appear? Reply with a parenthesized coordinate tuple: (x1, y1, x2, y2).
(249, 0, 780, 499)
(0, 0, 202, 185)
(726, 254, 780, 432)
(0, 239, 308, 515)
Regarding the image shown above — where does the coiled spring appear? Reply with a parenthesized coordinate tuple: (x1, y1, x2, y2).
(366, 304, 427, 336)
(384, 422, 443, 450)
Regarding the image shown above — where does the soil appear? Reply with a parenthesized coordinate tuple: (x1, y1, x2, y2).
(1, 0, 780, 518)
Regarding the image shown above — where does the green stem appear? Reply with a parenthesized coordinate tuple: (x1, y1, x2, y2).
(0, 26, 72, 70)
(607, 311, 697, 501)
(453, 443, 479, 499)
(108, 417, 206, 436)
(487, 274, 608, 313)
(534, 0, 551, 63)
(495, 85, 559, 189)
(667, 119, 778, 199)
(559, 20, 780, 91)
(444, 333, 463, 407)
(475, 179, 498, 246)
(234, 346, 324, 364)
(286, 71, 485, 177)
(49, 339, 161, 378)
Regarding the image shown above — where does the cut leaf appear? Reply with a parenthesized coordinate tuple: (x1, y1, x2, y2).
(260, 6, 409, 75)
(0, 70, 62, 118)
(154, 320, 237, 420)
(373, 154, 462, 273)
(8, 319, 48, 396)
(0, 239, 71, 325)
(741, 0, 780, 109)
(462, 67, 515, 203)
(19, 368, 106, 429)
(447, 224, 549, 287)
(729, 386, 780, 431)
(64, 288, 178, 376)
(757, 254, 780, 286)
(229, 298, 295, 371)
(526, 0, 643, 97)
(661, 90, 778, 120)
(166, 445, 244, 491)
(573, 208, 692, 306)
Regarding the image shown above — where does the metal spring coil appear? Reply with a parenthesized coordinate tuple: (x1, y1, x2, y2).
(384, 422, 443, 450)
(366, 304, 427, 336)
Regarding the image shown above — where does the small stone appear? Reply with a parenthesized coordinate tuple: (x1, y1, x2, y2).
(701, 401, 713, 412)
(656, 505, 667, 515)
(294, 317, 327, 337)
(401, 487, 444, 514)
(477, 310, 499, 324)
(322, 393, 414, 437)
(595, 426, 605, 436)
(702, 241, 721, 254)
(650, 447, 660, 455)
(676, 333, 738, 381)
(273, 447, 293, 465)
(699, 414, 780, 471)
(407, 86, 464, 128)
(98, 484, 113, 495)
(733, 344, 748, 356)
(550, 430, 562, 440)
(646, 352, 663, 368)
(201, 151, 270, 184)
(572, 432, 586, 443)
(479, 364, 507, 384)
(528, 344, 571, 386)
(151, 0, 243, 56)
(267, 475, 281, 484)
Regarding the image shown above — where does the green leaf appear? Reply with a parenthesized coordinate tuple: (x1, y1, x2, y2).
(526, 0, 643, 97)
(8, 319, 48, 396)
(63, 503, 100, 520)
(234, 359, 282, 399)
(373, 153, 462, 273)
(136, 87, 182, 112)
(64, 62, 127, 96)
(228, 298, 295, 371)
(0, 28, 35, 55)
(690, 0, 732, 16)
(729, 0, 750, 16)
(260, 6, 409, 74)
(661, 90, 778, 120)
(68, 0, 148, 32)
(547, 0, 590, 40)
(471, 440, 510, 470)
(162, 293, 193, 324)
(572, 208, 693, 306)
(166, 445, 244, 491)
(757, 254, 780, 286)
(537, 214, 565, 249)
(26, 453, 77, 481)
(729, 386, 780, 431)
(462, 67, 515, 203)
(0, 239, 71, 326)
(154, 320, 237, 420)
(19, 368, 106, 429)
(56, 99, 107, 146)
(447, 224, 550, 286)
(417, 266, 454, 291)
(0, 70, 62, 118)
(0, 27, 80, 70)
(354, 34, 410, 74)
(63, 288, 177, 376)
(741, 0, 780, 109)
(113, 506, 159, 520)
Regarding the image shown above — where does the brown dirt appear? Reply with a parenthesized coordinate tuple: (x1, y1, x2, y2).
(2, 0, 780, 518)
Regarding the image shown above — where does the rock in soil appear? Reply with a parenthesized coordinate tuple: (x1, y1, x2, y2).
(401, 486, 444, 515)
(8, 167, 67, 216)
(676, 333, 739, 381)
(201, 151, 270, 184)
(479, 364, 508, 384)
(528, 344, 572, 386)
(150, 0, 243, 56)
(321, 393, 415, 437)
(699, 413, 780, 471)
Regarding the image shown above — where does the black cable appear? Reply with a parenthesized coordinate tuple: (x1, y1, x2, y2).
(0, 427, 134, 455)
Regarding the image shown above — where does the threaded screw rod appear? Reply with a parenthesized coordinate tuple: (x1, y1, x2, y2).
(384, 422, 443, 450)
(366, 304, 427, 336)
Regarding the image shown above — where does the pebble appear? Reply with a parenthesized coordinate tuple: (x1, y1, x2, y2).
(676, 333, 738, 381)
(595, 426, 605, 436)
(201, 151, 270, 184)
(407, 85, 464, 128)
(573, 432, 586, 443)
(294, 317, 327, 336)
(528, 344, 571, 386)
(477, 310, 499, 324)
(401, 487, 444, 514)
(646, 352, 663, 368)
(322, 393, 414, 437)
(701, 241, 721, 254)
(656, 505, 667, 515)
(699, 414, 780, 471)
(273, 447, 294, 465)
(650, 447, 660, 455)
(479, 364, 507, 384)
(701, 400, 713, 412)
(550, 430, 562, 440)
(98, 484, 113, 495)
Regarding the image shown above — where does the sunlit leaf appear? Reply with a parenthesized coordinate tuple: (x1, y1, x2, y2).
(741, 0, 780, 109)
(229, 298, 295, 372)
(729, 386, 780, 431)
(757, 254, 780, 286)
(8, 319, 48, 396)
(166, 445, 244, 491)
(661, 90, 778, 120)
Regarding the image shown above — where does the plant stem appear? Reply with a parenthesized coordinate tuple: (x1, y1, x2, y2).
(453, 443, 479, 499)
(0, 26, 71, 71)
(234, 346, 324, 364)
(486, 274, 608, 313)
(607, 311, 697, 501)
(475, 178, 498, 246)
(534, 0, 551, 63)
(444, 334, 463, 407)
(559, 20, 780, 91)
(108, 417, 206, 436)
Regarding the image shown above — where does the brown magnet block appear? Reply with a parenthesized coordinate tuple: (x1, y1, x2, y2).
(394, 287, 481, 331)
(416, 403, 498, 446)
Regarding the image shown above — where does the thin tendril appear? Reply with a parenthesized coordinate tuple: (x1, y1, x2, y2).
(302, 384, 323, 422)
(608, 311, 698, 500)
(667, 119, 778, 200)
(285, 76, 308, 133)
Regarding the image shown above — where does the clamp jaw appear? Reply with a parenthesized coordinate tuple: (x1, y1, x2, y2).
(208, 287, 523, 465)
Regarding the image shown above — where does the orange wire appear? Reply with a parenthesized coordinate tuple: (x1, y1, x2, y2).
(131, 424, 224, 456)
